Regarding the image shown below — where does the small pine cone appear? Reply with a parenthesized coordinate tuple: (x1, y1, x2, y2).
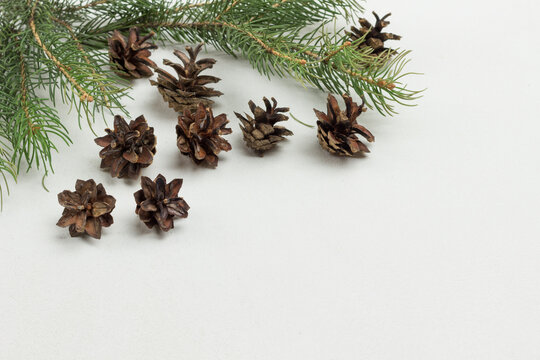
(176, 104, 232, 167)
(134, 174, 190, 232)
(314, 94, 374, 156)
(95, 115, 157, 179)
(348, 12, 401, 56)
(235, 97, 293, 155)
(108, 27, 157, 78)
(150, 43, 223, 113)
(56, 179, 116, 239)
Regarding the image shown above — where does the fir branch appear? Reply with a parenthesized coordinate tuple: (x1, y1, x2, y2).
(51, 16, 112, 106)
(0, 0, 129, 206)
(219, 21, 308, 65)
(117, 18, 416, 111)
(319, 40, 353, 63)
(0, 0, 422, 207)
(31, 0, 129, 123)
(30, 0, 94, 101)
(77, 0, 418, 113)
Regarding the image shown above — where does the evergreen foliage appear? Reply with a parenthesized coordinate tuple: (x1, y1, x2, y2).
(0, 0, 421, 207)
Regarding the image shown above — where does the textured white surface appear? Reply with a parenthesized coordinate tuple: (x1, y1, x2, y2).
(1, 0, 540, 359)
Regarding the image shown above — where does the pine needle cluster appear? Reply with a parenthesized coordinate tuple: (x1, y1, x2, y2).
(0, 0, 421, 207)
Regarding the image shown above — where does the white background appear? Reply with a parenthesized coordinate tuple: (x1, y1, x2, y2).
(1, 0, 539, 359)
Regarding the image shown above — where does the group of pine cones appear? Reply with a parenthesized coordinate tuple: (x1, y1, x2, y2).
(57, 175, 189, 238)
(107, 25, 389, 159)
(57, 13, 400, 239)
(111, 32, 296, 163)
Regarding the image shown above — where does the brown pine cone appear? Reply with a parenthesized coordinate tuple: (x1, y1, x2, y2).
(150, 43, 223, 113)
(134, 174, 190, 232)
(314, 94, 374, 156)
(235, 97, 293, 155)
(176, 104, 232, 167)
(108, 27, 157, 78)
(95, 115, 157, 179)
(56, 179, 116, 239)
(348, 12, 401, 56)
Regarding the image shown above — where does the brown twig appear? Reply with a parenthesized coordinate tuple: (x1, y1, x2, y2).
(301, 49, 320, 58)
(344, 68, 396, 90)
(140, 20, 223, 29)
(320, 41, 352, 63)
(29, 1, 93, 102)
(19, 58, 29, 121)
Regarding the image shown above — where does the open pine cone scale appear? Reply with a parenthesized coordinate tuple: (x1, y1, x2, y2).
(315, 94, 374, 156)
(348, 12, 401, 56)
(109, 27, 157, 78)
(236, 97, 293, 155)
(56, 179, 116, 239)
(151, 43, 223, 113)
(134, 174, 190, 231)
(176, 104, 232, 167)
(95, 115, 156, 179)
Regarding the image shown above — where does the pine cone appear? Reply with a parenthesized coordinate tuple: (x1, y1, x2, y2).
(134, 174, 190, 232)
(56, 179, 116, 239)
(348, 12, 401, 56)
(314, 94, 374, 156)
(150, 43, 223, 113)
(108, 27, 157, 78)
(235, 97, 293, 155)
(176, 104, 232, 167)
(95, 115, 157, 179)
